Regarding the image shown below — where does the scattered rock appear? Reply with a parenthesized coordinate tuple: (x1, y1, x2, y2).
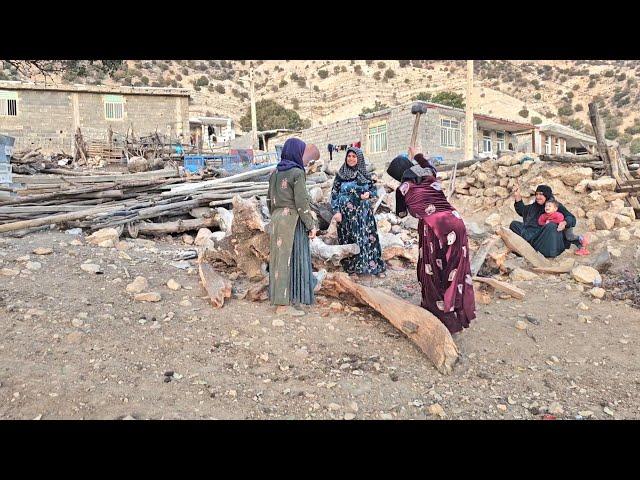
(272, 319, 285, 327)
(510, 268, 538, 282)
(167, 279, 181, 291)
(66, 332, 83, 344)
(603, 406, 614, 417)
(344, 413, 356, 420)
(589, 287, 606, 299)
(194, 228, 213, 246)
(25, 261, 42, 271)
(1, 268, 19, 277)
(134, 292, 162, 302)
(577, 302, 589, 311)
(497, 404, 507, 412)
(515, 320, 527, 330)
(71, 318, 84, 328)
(182, 234, 194, 245)
(571, 265, 601, 285)
(616, 229, 631, 241)
(549, 402, 564, 415)
(86, 228, 120, 247)
(80, 263, 101, 274)
(427, 403, 446, 418)
(578, 410, 594, 418)
(179, 299, 192, 307)
(126, 276, 149, 294)
(594, 212, 616, 231)
(484, 213, 502, 228)
(32, 248, 53, 255)
(329, 302, 343, 311)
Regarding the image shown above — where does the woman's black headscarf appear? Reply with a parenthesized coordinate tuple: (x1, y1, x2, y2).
(337, 147, 371, 182)
(386, 154, 437, 184)
(536, 184, 553, 202)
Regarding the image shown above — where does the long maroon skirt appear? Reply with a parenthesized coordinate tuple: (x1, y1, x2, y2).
(416, 210, 476, 333)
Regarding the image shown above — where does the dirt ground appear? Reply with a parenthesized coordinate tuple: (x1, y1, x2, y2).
(1, 228, 639, 420)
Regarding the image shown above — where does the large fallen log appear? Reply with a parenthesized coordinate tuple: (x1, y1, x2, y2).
(318, 272, 459, 374)
(199, 262, 232, 308)
(136, 216, 218, 235)
(496, 226, 552, 269)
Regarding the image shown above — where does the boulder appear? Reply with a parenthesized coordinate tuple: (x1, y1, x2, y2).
(571, 265, 601, 285)
(86, 228, 120, 247)
(617, 228, 631, 241)
(594, 212, 616, 230)
(510, 268, 539, 281)
(614, 214, 633, 228)
(574, 179, 590, 194)
(587, 177, 617, 191)
(401, 216, 419, 230)
(377, 218, 392, 234)
(609, 199, 626, 213)
(589, 287, 606, 299)
(560, 167, 593, 187)
(484, 213, 502, 228)
(194, 228, 213, 246)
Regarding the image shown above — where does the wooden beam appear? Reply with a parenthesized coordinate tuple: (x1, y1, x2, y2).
(198, 262, 232, 309)
(496, 226, 552, 269)
(588, 102, 612, 176)
(472, 276, 525, 300)
(470, 235, 499, 276)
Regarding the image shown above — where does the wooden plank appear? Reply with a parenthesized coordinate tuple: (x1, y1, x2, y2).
(198, 263, 232, 309)
(472, 276, 525, 300)
(318, 272, 459, 375)
(532, 258, 575, 274)
(470, 235, 499, 276)
(496, 226, 552, 269)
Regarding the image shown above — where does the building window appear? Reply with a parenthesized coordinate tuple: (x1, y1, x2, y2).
(0, 91, 18, 116)
(368, 121, 388, 154)
(544, 135, 551, 154)
(482, 130, 492, 153)
(496, 131, 505, 151)
(555, 138, 561, 154)
(104, 95, 124, 120)
(440, 118, 461, 147)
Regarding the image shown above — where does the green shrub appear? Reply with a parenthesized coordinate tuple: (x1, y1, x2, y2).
(630, 138, 640, 154)
(531, 116, 542, 125)
(377, 61, 386, 69)
(361, 100, 389, 114)
(415, 92, 431, 102)
(373, 71, 381, 81)
(195, 75, 209, 87)
(574, 103, 583, 112)
(384, 68, 395, 80)
(279, 79, 288, 87)
(605, 127, 619, 140)
(318, 69, 329, 79)
(558, 105, 573, 116)
(518, 108, 529, 118)
(214, 84, 225, 94)
(534, 93, 541, 100)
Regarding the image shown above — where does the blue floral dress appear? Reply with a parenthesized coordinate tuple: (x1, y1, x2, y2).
(330, 177, 386, 275)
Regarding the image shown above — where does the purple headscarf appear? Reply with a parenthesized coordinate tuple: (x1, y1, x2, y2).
(277, 138, 306, 172)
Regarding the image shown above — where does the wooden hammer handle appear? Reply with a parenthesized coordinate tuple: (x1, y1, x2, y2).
(409, 113, 421, 150)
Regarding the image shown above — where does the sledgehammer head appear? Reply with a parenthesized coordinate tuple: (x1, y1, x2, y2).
(411, 102, 428, 115)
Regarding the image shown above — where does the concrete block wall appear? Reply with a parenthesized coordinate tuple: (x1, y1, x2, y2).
(0, 89, 189, 153)
(0, 90, 74, 151)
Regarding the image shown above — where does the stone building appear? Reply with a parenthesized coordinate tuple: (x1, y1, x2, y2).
(275, 100, 535, 169)
(0, 81, 190, 154)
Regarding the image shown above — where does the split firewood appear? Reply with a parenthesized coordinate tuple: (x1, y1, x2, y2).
(470, 235, 499, 276)
(199, 262, 232, 308)
(496, 226, 552, 269)
(532, 258, 575, 274)
(318, 272, 459, 375)
(487, 249, 510, 273)
(245, 276, 270, 302)
(472, 276, 525, 300)
(310, 237, 360, 266)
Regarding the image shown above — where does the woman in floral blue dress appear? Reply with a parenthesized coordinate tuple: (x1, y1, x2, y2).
(330, 147, 386, 277)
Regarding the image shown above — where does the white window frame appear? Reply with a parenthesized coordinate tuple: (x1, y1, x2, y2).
(440, 118, 461, 148)
(555, 138, 561, 154)
(496, 131, 505, 151)
(544, 135, 551, 154)
(0, 91, 18, 117)
(104, 95, 125, 121)
(482, 130, 492, 153)
(368, 121, 388, 154)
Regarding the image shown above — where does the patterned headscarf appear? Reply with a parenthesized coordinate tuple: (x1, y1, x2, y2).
(277, 138, 306, 172)
(337, 146, 371, 182)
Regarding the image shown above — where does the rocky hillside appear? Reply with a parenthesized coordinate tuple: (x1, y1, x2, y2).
(4, 59, 640, 151)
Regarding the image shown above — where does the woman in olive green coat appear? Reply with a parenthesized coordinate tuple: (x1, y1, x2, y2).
(267, 138, 319, 307)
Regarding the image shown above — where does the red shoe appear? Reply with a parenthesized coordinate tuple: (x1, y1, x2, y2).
(575, 234, 590, 256)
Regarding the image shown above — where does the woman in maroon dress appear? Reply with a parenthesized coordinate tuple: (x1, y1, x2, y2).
(387, 152, 476, 334)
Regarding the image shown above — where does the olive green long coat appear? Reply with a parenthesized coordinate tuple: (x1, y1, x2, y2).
(267, 168, 317, 305)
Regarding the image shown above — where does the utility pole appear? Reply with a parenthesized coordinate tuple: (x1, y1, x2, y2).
(465, 60, 474, 161)
(249, 66, 258, 150)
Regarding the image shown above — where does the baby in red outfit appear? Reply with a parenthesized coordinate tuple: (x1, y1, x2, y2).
(539, 199, 590, 255)
(538, 199, 565, 226)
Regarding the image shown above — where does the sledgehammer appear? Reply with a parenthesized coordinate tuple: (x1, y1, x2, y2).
(409, 102, 428, 151)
